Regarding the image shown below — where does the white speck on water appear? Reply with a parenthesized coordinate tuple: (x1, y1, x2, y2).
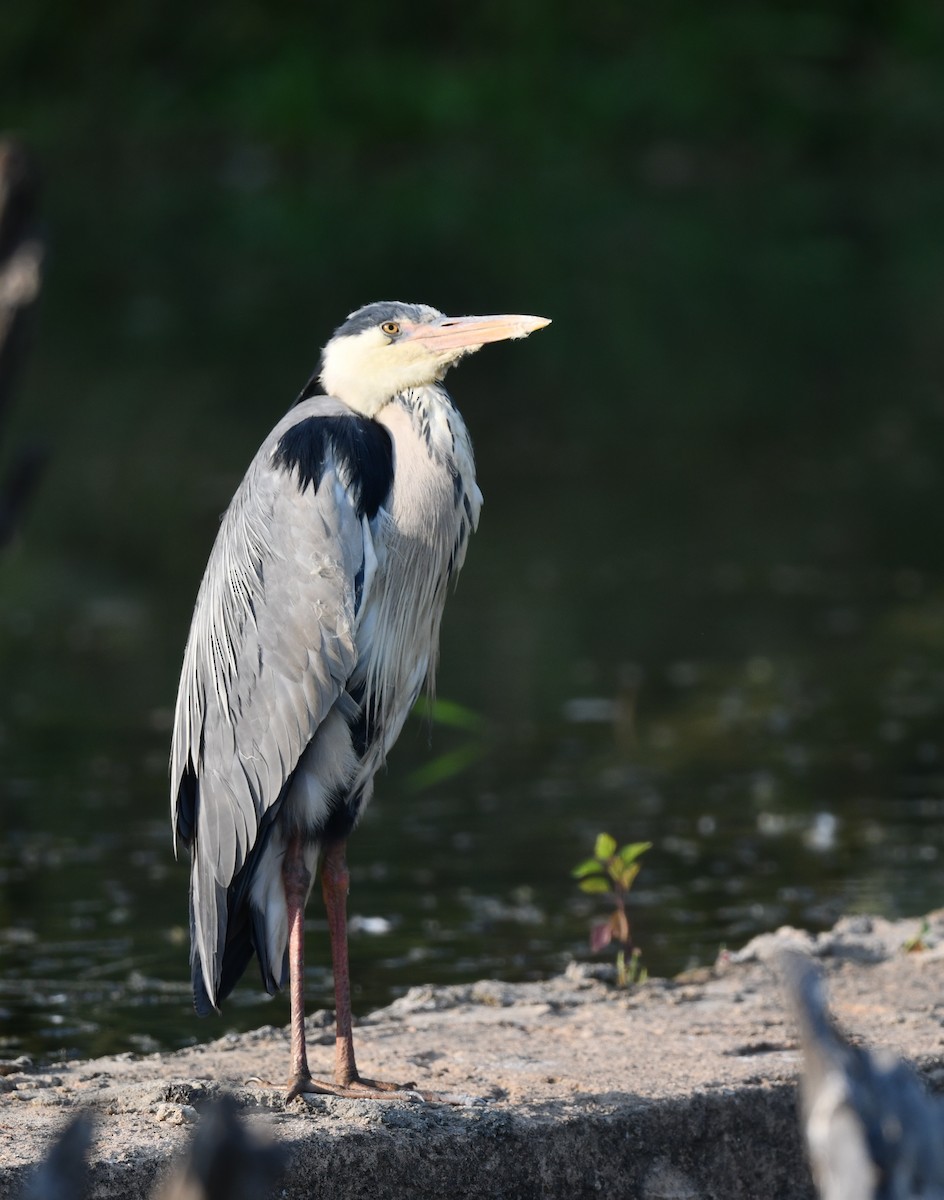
(804, 812, 838, 852)
(349, 915, 393, 936)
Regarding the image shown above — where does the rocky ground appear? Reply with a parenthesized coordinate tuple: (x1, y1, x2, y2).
(3, 912, 944, 1199)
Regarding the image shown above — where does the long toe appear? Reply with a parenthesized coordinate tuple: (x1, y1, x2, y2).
(285, 1072, 474, 1104)
(354, 1078, 484, 1105)
(284, 1075, 316, 1099)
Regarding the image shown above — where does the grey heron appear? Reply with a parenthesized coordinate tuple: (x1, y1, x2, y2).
(170, 301, 550, 1100)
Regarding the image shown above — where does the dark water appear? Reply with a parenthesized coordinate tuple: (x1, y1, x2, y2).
(4, 16, 944, 1061)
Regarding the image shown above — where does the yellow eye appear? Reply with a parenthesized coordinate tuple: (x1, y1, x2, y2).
(381, 321, 400, 337)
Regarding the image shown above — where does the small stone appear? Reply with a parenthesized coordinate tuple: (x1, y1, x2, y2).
(154, 1102, 198, 1126)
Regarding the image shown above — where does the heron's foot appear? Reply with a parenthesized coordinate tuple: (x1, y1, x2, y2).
(286, 1071, 472, 1104)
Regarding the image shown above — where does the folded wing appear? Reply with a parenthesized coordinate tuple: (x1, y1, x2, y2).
(170, 397, 392, 1009)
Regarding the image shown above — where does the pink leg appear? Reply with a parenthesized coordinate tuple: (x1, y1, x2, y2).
(280, 837, 461, 1102)
(282, 835, 387, 1098)
(320, 838, 360, 1086)
(284, 832, 313, 1099)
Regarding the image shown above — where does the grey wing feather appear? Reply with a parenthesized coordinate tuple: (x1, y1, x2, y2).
(170, 397, 367, 1006)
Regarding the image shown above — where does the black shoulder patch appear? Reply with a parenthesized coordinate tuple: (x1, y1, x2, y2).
(273, 415, 394, 519)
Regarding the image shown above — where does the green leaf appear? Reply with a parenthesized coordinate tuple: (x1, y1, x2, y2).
(618, 841, 652, 866)
(412, 695, 486, 733)
(903, 918, 930, 954)
(616, 949, 627, 986)
(404, 742, 484, 792)
(614, 862, 641, 891)
(578, 876, 611, 894)
(594, 833, 617, 860)
(571, 858, 605, 879)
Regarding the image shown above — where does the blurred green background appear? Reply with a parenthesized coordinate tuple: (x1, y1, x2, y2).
(3, 2, 944, 1061)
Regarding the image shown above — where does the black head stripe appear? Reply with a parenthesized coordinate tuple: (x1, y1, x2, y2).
(334, 301, 435, 339)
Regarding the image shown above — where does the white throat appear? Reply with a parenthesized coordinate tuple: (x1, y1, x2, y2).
(320, 334, 452, 417)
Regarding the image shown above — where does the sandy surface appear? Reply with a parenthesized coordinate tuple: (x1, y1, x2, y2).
(3, 912, 944, 1198)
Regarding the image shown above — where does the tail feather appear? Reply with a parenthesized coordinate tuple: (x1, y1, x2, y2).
(189, 775, 294, 1015)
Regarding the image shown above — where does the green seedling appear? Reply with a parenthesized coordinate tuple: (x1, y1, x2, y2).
(572, 833, 652, 986)
(903, 917, 930, 954)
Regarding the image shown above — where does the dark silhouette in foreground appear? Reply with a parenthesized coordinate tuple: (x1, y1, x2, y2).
(21, 1098, 283, 1200)
(18, 1112, 92, 1200)
(150, 1097, 284, 1200)
(784, 951, 944, 1200)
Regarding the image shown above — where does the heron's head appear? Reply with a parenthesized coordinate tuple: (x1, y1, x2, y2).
(319, 301, 550, 416)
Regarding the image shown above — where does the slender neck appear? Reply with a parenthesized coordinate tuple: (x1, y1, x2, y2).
(390, 385, 454, 456)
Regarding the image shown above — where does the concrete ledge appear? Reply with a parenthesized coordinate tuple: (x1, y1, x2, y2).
(3, 913, 944, 1199)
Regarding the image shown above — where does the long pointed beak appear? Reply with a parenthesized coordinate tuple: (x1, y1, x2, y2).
(406, 313, 551, 351)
